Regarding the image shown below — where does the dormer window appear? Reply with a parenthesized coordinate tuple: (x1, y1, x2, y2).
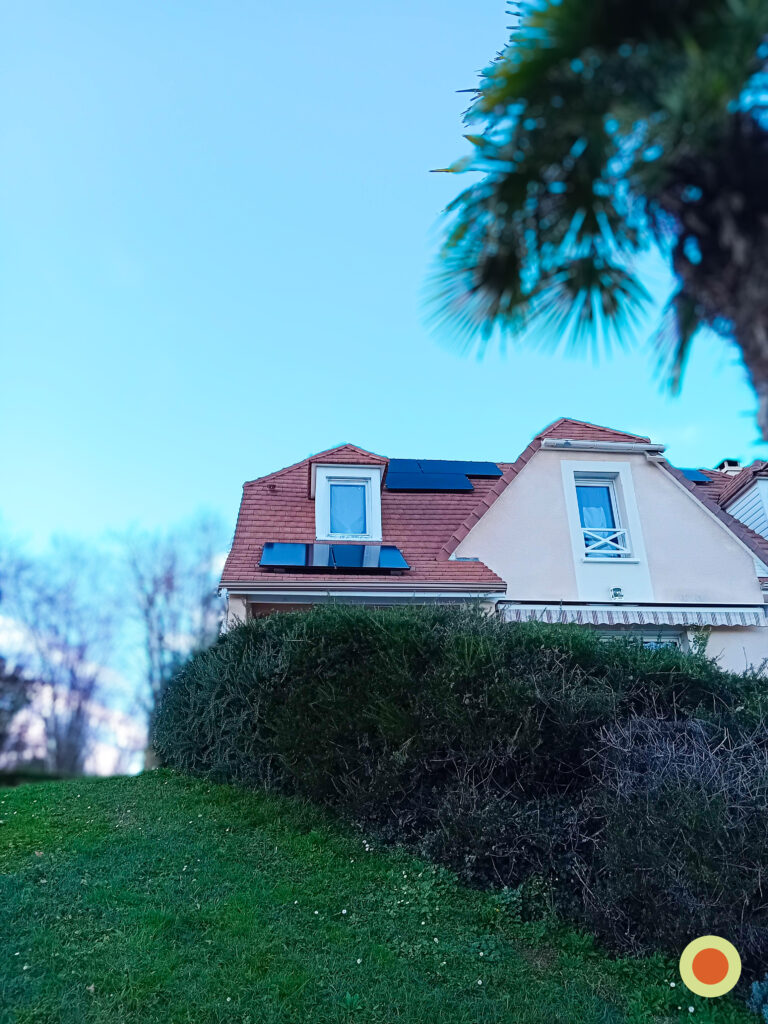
(313, 465, 383, 541)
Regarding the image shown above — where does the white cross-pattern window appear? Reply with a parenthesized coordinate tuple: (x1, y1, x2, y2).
(575, 477, 631, 559)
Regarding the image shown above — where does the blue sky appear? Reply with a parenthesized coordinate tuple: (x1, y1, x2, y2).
(2, 1, 766, 550)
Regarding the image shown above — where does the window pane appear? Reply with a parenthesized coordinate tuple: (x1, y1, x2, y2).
(576, 485, 616, 530)
(330, 484, 367, 534)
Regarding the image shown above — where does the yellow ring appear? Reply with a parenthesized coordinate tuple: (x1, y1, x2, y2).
(679, 935, 741, 998)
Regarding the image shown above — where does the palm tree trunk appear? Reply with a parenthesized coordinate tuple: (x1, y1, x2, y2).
(735, 317, 768, 441)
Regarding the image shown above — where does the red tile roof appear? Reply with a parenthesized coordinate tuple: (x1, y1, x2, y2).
(716, 461, 768, 507)
(689, 468, 732, 502)
(220, 421, 768, 593)
(537, 418, 651, 443)
(221, 444, 506, 591)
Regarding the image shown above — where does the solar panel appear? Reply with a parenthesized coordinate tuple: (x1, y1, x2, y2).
(378, 546, 409, 569)
(417, 460, 502, 478)
(260, 542, 309, 567)
(385, 472, 475, 492)
(310, 543, 331, 566)
(330, 544, 366, 567)
(260, 543, 410, 571)
(387, 459, 422, 474)
(680, 468, 711, 483)
(385, 457, 501, 491)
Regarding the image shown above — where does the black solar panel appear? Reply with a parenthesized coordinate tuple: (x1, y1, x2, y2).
(385, 472, 475, 492)
(377, 546, 409, 569)
(260, 542, 309, 567)
(680, 468, 711, 483)
(331, 544, 366, 567)
(310, 543, 331, 566)
(387, 459, 422, 474)
(260, 543, 409, 571)
(385, 458, 501, 491)
(417, 460, 502, 478)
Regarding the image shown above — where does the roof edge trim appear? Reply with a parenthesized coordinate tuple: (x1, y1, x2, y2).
(540, 439, 666, 453)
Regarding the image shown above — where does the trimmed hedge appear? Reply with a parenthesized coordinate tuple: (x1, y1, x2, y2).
(155, 604, 768, 976)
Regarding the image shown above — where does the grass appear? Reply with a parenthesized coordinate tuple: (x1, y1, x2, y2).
(0, 771, 753, 1024)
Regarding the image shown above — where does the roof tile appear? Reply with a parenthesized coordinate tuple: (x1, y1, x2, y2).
(536, 417, 651, 443)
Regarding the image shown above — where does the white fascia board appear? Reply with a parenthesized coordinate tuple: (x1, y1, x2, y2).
(224, 583, 506, 596)
(239, 590, 503, 604)
(541, 440, 666, 454)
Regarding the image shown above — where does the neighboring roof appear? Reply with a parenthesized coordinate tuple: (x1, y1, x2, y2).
(660, 463, 768, 568)
(221, 443, 506, 591)
(536, 418, 651, 443)
(675, 462, 768, 564)
(687, 468, 733, 502)
(716, 461, 768, 507)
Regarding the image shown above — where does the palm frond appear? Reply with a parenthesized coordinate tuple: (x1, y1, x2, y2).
(431, 0, 768, 385)
(529, 257, 650, 358)
(653, 288, 701, 392)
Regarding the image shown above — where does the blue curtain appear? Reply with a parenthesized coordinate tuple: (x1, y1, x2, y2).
(330, 484, 367, 534)
(576, 485, 615, 530)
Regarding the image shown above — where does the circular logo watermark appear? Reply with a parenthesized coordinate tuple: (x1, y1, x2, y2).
(679, 936, 741, 998)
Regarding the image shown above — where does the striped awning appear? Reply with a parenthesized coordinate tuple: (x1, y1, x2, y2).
(499, 603, 767, 628)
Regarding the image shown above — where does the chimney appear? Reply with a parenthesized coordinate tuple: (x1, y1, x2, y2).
(715, 458, 742, 476)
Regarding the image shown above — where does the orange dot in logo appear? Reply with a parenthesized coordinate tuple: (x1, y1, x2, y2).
(692, 947, 729, 986)
(679, 935, 741, 997)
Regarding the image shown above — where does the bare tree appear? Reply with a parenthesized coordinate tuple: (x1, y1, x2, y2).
(1, 539, 116, 775)
(0, 541, 38, 768)
(0, 658, 33, 767)
(119, 513, 226, 766)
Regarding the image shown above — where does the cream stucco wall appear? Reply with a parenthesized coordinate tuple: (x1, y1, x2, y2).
(706, 628, 768, 674)
(454, 449, 764, 606)
(454, 450, 579, 601)
(226, 595, 247, 628)
(636, 459, 763, 604)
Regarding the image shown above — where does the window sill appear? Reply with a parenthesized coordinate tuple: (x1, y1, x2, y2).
(580, 557, 640, 564)
(316, 535, 381, 543)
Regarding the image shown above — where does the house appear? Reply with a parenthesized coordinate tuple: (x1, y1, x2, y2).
(220, 418, 768, 674)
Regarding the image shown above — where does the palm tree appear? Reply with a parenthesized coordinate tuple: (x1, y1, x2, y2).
(434, 1, 768, 435)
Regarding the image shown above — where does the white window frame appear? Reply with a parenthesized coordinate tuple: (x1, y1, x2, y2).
(595, 627, 688, 651)
(313, 465, 382, 542)
(574, 475, 631, 560)
(561, 460, 648, 567)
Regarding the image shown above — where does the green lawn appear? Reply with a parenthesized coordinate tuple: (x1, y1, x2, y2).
(0, 771, 752, 1024)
